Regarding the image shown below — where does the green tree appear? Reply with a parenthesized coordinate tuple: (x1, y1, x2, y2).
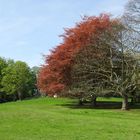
(1, 61, 36, 100)
(0, 57, 7, 101)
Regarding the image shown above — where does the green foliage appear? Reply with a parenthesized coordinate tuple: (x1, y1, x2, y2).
(0, 57, 7, 86)
(0, 59, 36, 101)
(31, 66, 40, 75)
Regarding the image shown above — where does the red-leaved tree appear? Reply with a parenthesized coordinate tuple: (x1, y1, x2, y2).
(37, 14, 119, 96)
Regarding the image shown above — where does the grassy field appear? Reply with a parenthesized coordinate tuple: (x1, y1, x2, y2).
(0, 97, 140, 140)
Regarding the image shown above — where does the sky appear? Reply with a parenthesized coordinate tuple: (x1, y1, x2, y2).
(0, 0, 128, 67)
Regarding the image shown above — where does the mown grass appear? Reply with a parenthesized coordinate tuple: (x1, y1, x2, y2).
(0, 97, 140, 140)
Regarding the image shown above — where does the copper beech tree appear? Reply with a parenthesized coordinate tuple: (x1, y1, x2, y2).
(37, 14, 118, 95)
(37, 14, 139, 110)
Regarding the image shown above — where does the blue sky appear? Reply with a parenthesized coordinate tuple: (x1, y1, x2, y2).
(0, 0, 127, 67)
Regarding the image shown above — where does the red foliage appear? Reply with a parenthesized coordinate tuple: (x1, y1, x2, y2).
(37, 14, 119, 96)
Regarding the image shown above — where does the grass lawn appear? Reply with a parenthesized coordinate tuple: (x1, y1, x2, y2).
(0, 97, 140, 140)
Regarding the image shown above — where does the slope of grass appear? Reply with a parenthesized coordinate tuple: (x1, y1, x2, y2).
(0, 97, 140, 140)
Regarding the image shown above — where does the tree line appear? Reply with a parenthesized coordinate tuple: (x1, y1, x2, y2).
(0, 57, 38, 102)
(38, 0, 140, 110)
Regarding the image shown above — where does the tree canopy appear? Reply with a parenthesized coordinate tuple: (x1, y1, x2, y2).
(0, 58, 36, 101)
(37, 14, 120, 95)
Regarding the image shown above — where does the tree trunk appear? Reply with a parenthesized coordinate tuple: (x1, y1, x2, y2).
(121, 95, 128, 110)
(18, 91, 22, 100)
(78, 98, 83, 105)
(131, 97, 134, 105)
(136, 97, 140, 103)
(130, 96, 136, 105)
(91, 96, 97, 107)
(13, 94, 17, 101)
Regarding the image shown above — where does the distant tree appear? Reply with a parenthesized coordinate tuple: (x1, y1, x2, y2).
(0, 57, 7, 84)
(32, 66, 40, 75)
(0, 57, 7, 101)
(1, 61, 36, 100)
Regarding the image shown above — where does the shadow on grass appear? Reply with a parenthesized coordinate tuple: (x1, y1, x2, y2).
(56, 101, 140, 110)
